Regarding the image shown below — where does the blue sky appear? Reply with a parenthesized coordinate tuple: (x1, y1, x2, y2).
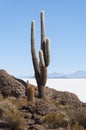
(0, 0, 86, 77)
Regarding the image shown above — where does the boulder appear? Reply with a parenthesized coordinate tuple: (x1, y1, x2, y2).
(44, 87, 83, 107)
(29, 124, 48, 130)
(0, 69, 26, 98)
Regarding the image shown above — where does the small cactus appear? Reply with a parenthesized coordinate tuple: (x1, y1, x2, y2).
(26, 81, 34, 102)
(31, 11, 50, 98)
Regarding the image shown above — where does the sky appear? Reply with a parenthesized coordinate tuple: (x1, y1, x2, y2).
(0, 0, 86, 77)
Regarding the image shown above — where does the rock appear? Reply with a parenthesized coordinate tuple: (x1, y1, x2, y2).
(23, 112, 32, 119)
(14, 77, 27, 88)
(48, 128, 69, 130)
(28, 119, 35, 125)
(34, 99, 51, 115)
(33, 113, 44, 124)
(0, 69, 25, 98)
(0, 121, 10, 129)
(29, 124, 48, 130)
(45, 87, 82, 107)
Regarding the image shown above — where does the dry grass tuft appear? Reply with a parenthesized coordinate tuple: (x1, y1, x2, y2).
(16, 97, 28, 108)
(44, 112, 69, 128)
(0, 100, 26, 130)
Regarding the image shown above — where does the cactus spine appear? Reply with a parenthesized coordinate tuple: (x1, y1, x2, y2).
(31, 11, 50, 98)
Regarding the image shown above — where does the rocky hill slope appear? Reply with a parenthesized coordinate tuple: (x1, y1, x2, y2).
(0, 69, 86, 130)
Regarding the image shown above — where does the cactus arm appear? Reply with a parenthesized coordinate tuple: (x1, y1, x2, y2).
(45, 38, 50, 67)
(40, 11, 50, 67)
(39, 49, 45, 67)
(31, 20, 39, 73)
(41, 11, 46, 53)
(41, 11, 46, 44)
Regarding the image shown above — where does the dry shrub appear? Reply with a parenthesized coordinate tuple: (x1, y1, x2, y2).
(16, 97, 28, 108)
(50, 100, 61, 107)
(75, 107, 86, 127)
(5, 96, 17, 105)
(44, 112, 69, 128)
(0, 94, 4, 101)
(65, 108, 76, 125)
(66, 107, 86, 127)
(0, 100, 26, 130)
(71, 123, 84, 130)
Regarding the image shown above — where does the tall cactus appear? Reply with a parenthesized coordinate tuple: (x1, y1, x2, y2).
(31, 11, 50, 98)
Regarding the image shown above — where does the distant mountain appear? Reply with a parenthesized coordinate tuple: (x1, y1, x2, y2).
(48, 72, 66, 78)
(48, 71, 86, 78)
(19, 71, 86, 79)
(18, 75, 34, 79)
(67, 71, 86, 78)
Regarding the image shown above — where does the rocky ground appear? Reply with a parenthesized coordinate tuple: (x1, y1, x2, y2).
(0, 69, 86, 130)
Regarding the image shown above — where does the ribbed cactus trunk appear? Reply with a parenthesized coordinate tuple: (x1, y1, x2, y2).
(31, 11, 50, 99)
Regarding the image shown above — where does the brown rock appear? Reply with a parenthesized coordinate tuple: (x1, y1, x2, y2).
(0, 69, 25, 98)
(33, 113, 44, 124)
(34, 99, 51, 115)
(29, 124, 48, 130)
(45, 87, 83, 107)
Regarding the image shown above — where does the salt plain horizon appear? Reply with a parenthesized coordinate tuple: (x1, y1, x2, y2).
(23, 78, 86, 103)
